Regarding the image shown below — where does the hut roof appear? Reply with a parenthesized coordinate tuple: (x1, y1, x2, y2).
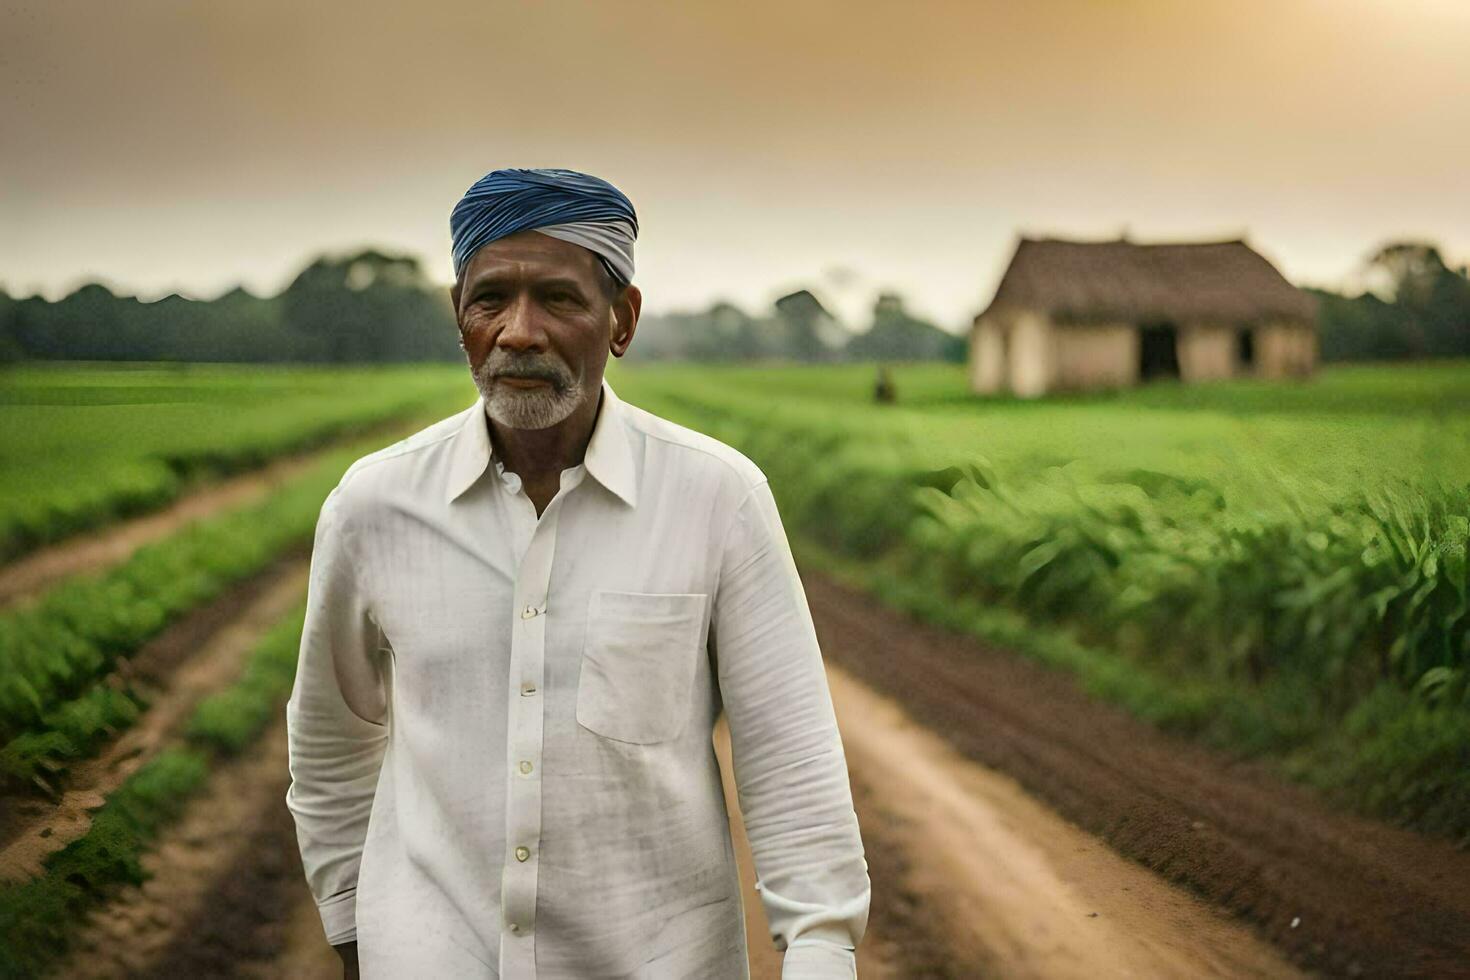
(976, 237, 1318, 326)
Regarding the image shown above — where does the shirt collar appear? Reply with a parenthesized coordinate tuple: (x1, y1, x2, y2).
(445, 375, 638, 508)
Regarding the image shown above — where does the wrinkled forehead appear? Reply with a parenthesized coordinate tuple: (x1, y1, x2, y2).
(459, 230, 603, 288)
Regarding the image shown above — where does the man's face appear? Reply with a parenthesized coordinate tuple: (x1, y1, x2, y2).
(451, 230, 639, 430)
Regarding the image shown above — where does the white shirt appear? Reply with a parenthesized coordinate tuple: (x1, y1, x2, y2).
(284, 376, 870, 979)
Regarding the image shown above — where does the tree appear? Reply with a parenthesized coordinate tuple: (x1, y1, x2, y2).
(2, 248, 462, 364)
(845, 292, 966, 362)
(280, 249, 460, 363)
(0, 287, 21, 363)
(773, 290, 846, 362)
(1368, 242, 1448, 305)
(1314, 240, 1470, 362)
(1365, 241, 1470, 358)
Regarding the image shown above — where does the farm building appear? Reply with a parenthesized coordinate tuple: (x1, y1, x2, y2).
(969, 237, 1319, 397)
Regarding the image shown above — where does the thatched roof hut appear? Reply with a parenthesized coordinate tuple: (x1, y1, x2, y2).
(970, 236, 1318, 397)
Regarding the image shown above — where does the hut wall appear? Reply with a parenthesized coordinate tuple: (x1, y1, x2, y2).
(1177, 323, 1237, 381)
(1256, 321, 1317, 378)
(1009, 312, 1054, 398)
(1052, 323, 1137, 390)
(969, 316, 1008, 393)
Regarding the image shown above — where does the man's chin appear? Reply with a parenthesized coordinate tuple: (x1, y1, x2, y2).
(483, 386, 581, 431)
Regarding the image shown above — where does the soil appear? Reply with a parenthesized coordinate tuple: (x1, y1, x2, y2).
(826, 665, 1302, 979)
(802, 569, 1470, 979)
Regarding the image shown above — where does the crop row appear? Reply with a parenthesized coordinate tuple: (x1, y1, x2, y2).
(0, 604, 307, 979)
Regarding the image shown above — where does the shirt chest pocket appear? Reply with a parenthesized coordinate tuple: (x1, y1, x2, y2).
(576, 590, 711, 745)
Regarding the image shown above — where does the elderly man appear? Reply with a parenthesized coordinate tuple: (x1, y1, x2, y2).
(285, 168, 870, 979)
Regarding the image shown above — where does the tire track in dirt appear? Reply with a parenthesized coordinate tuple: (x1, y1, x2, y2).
(801, 568, 1470, 979)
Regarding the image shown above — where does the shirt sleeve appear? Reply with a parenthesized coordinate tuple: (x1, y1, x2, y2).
(712, 479, 871, 979)
(284, 482, 392, 946)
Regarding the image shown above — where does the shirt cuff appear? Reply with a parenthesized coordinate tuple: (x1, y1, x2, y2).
(782, 939, 857, 979)
(317, 889, 358, 945)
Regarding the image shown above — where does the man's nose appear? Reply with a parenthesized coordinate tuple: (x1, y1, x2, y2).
(496, 294, 547, 351)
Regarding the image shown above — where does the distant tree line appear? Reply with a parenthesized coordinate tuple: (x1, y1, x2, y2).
(2, 239, 1462, 365)
(0, 249, 462, 364)
(1312, 241, 1470, 361)
(0, 252, 966, 365)
(624, 289, 966, 364)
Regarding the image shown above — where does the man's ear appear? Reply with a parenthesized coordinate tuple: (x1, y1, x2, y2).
(609, 285, 642, 358)
(449, 279, 462, 316)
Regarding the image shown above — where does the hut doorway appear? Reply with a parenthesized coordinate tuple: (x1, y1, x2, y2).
(1138, 322, 1180, 382)
(1236, 328, 1256, 371)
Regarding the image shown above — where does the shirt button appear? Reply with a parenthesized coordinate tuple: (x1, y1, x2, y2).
(515, 846, 531, 862)
(518, 760, 533, 775)
(508, 922, 521, 934)
(521, 604, 540, 619)
(520, 684, 537, 697)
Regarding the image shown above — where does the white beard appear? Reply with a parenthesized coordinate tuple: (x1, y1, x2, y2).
(471, 352, 584, 430)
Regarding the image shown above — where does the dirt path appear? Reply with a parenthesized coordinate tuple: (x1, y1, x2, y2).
(828, 665, 1303, 978)
(802, 568, 1470, 979)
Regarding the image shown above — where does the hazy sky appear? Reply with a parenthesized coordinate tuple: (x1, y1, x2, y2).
(4, 0, 1468, 329)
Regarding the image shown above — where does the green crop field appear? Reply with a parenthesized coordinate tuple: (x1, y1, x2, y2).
(0, 358, 1465, 974)
(609, 359, 1470, 841)
(611, 360, 1470, 514)
(0, 363, 475, 972)
(0, 362, 476, 562)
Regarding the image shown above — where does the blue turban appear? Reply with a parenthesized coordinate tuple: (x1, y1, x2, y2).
(449, 168, 638, 287)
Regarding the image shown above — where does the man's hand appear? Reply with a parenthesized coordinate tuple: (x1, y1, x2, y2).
(333, 940, 360, 980)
